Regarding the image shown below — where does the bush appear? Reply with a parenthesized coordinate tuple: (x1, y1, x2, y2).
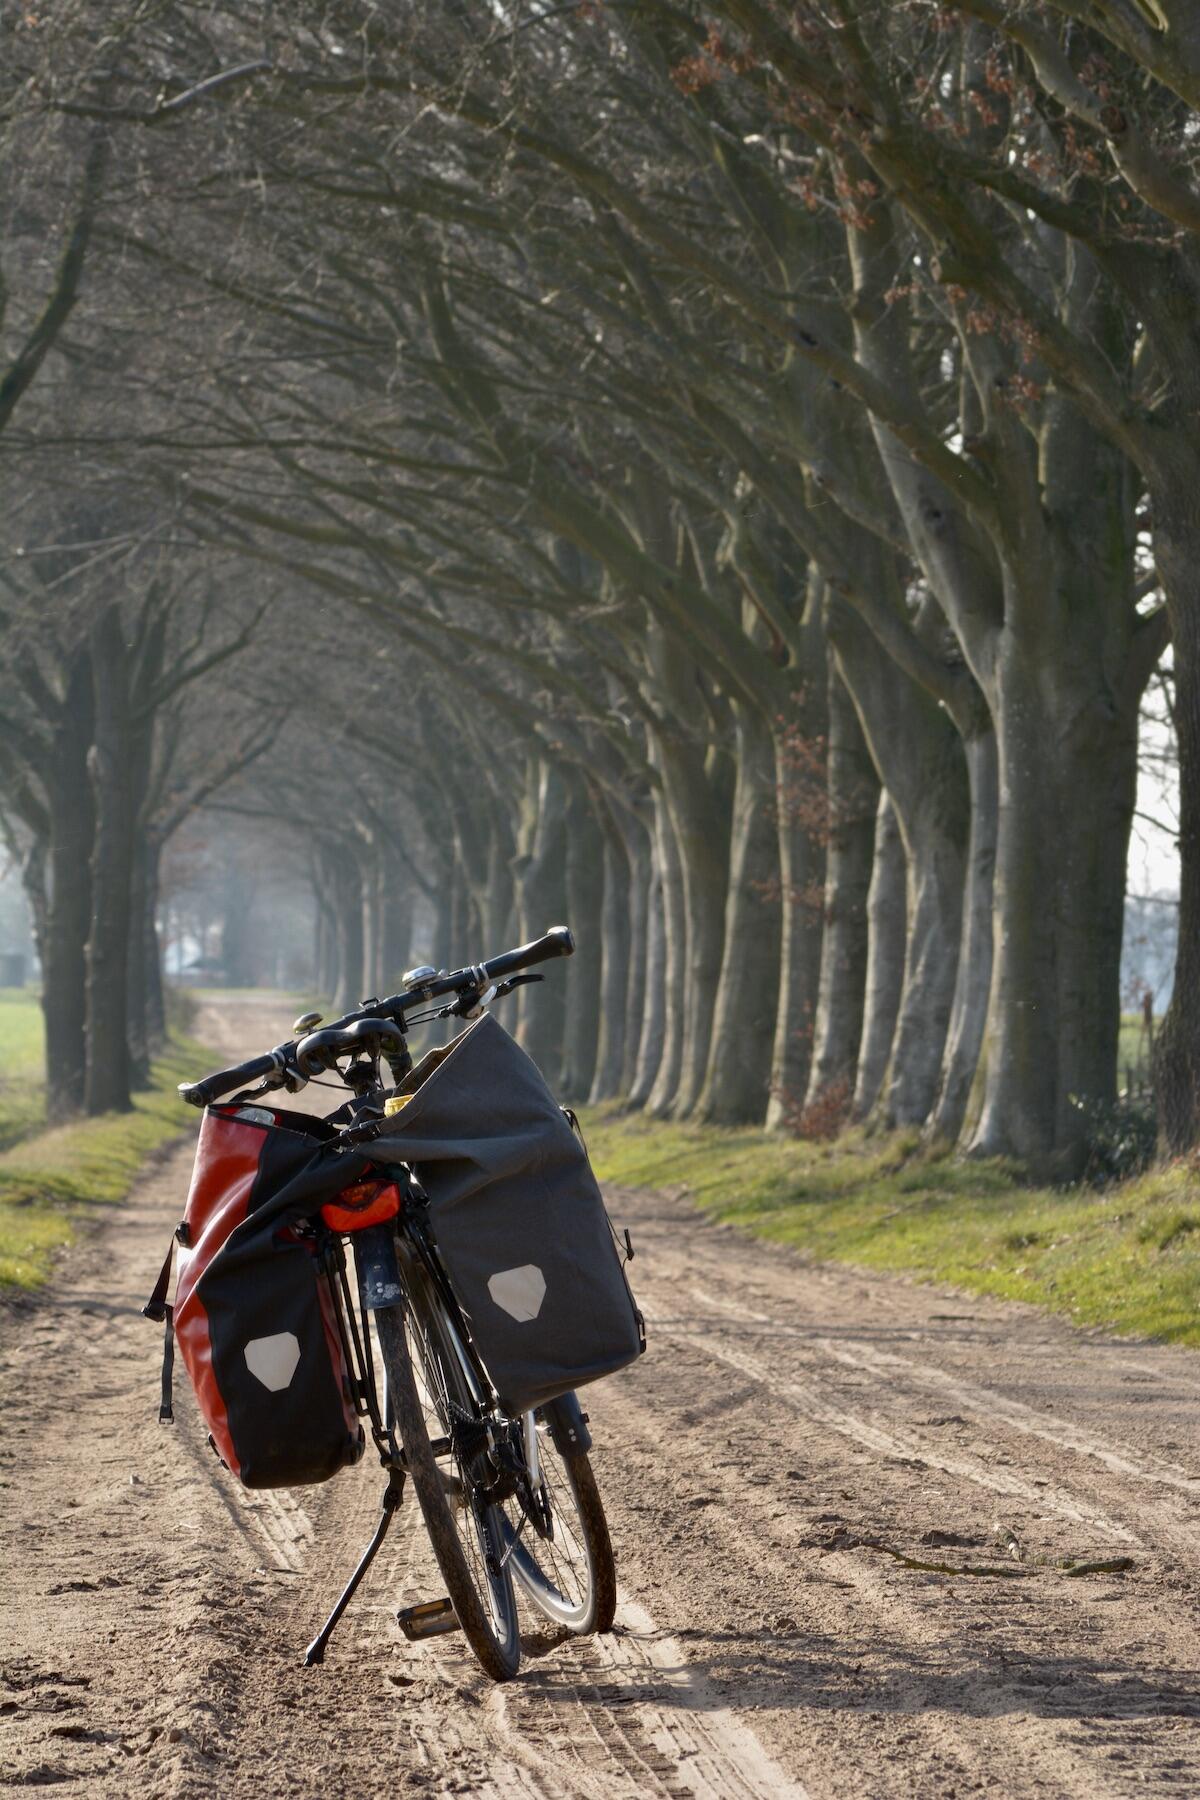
(1069, 1091, 1158, 1184)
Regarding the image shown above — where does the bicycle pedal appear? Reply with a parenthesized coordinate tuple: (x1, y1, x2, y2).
(397, 1598, 460, 1641)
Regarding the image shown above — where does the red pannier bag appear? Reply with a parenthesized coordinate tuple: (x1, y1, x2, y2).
(145, 1102, 376, 1489)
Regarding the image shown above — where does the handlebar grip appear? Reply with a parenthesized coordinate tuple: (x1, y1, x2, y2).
(483, 925, 575, 981)
(178, 1050, 279, 1109)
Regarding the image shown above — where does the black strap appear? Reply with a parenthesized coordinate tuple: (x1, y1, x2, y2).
(143, 1240, 177, 1424)
(158, 1306, 175, 1423)
(143, 1240, 174, 1324)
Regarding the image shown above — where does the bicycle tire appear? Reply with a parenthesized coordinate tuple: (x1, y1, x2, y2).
(373, 1296, 521, 1681)
(499, 1420, 617, 1635)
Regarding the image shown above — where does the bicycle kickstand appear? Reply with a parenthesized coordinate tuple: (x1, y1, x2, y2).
(304, 1464, 406, 1666)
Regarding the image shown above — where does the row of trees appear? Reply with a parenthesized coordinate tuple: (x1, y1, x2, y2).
(0, 2, 1193, 1168)
(0, 545, 277, 1113)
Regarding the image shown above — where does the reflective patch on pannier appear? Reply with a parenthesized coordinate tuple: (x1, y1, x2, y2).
(487, 1264, 546, 1323)
(244, 1331, 302, 1391)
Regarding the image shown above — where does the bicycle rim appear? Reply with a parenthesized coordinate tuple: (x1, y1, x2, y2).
(499, 1419, 617, 1634)
(374, 1296, 520, 1680)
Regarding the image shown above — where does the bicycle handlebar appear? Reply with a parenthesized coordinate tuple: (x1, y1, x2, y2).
(178, 925, 575, 1108)
(475, 925, 574, 981)
(178, 1048, 288, 1110)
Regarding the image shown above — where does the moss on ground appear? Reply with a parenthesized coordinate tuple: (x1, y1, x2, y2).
(582, 1109, 1200, 1348)
(0, 1035, 210, 1290)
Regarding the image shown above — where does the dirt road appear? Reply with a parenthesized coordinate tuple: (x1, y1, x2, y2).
(3, 999, 1199, 1797)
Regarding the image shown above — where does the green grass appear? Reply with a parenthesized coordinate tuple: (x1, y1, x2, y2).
(1117, 1010, 1156, 1092)
(0, 988, 47, 1151)
(0, 1034, 211, 1290)
(582, 1109, 1200, 1347)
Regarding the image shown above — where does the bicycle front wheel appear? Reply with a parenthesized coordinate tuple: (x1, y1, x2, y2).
(374, 1289, 521, 1681)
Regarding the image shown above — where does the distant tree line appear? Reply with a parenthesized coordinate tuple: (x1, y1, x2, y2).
(0, 2, 1194, 1172)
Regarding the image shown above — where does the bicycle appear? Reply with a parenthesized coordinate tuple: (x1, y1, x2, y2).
(176, 927, 619, 1682)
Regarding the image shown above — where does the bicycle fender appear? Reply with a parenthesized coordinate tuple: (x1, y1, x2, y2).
(355, 1224, 405, 1311)
(542, 1391, 592, 1456)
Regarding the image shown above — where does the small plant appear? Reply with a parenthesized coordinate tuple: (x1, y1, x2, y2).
(788, 1075, 853, 1142)
(1069, 1092, 1157, 1184)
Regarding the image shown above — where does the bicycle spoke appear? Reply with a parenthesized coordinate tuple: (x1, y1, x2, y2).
(402, 1308, 507, 1623)
(373, 1295, 520, 1680)
(498, 1416, 616, 1633)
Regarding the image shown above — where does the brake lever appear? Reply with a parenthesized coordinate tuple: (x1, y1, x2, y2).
(493, 973, 543, 1000)
(452, 971, 543, 1018)
(230, 1069, 291, 1102)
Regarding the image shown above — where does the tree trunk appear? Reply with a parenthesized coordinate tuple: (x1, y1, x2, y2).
(618, 804, 652, 1095)
(331, 855, 365, 1014)
(127, 834, 153, 1088)
(314, 880, 339, 1000)
(125, 728, 161, 1087)
(884, 819, 965, 1128)
(657, 730, 731, 1118)
(481, 820, 517, 951)
(766, 610, 829, 1130)
(628, 849, 668, 1110)
(927, 727, 998, 1142)
(220, 861, 261, 988)
(360, 845, 384, 997)
(828, 595, 968, 1128)
(645, 782, 688, 1115)
(448, 850, 468, 963)
(40, 652, 95, 1115)
(803, 667, 878, 1117)
(84, 609, 136, 1115)
(968, 639, 1138, 1170)
(695, 703, 780, 1123)
(143, 833, 167, 1051)
(561, 780, 604, 1100)
(853, 792, 906, 1120)
(428, 858, 454, 977)
(381, 872, 414, 989)
(1151, 489, 1200, 1152)
(513, 758, 569, 1083)
(589, 820, 631, 1102)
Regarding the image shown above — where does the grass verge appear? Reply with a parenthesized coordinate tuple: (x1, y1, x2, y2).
(0, 1035, 211, 1290)
(0, 989, 47, 1152)
(582, 1110, 1200, 1348)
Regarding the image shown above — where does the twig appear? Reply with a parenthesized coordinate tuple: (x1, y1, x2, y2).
(1061, 1558, 1135, 1578)
(861, 1540, 1031, 1578)
(856, 1537, 1134, 1581)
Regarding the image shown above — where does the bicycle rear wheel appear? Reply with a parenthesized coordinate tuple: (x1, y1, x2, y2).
(374, 1288, 521, 1681)
(498, 1413, 617, 1635)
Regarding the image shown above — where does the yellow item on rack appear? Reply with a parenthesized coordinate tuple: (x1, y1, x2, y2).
(383, 1094, 412, 1118)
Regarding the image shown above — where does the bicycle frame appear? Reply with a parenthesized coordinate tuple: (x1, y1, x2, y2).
(305, 1207, 517, 1664)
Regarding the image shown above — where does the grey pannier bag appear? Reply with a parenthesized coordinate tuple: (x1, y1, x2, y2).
(360, 1013, 645, 1414)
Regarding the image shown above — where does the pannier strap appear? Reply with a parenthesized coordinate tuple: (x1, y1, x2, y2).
(143, 1240, 177, 1423)
(158, 1308, 176, 1423)
(143, 1239, 175, 1323)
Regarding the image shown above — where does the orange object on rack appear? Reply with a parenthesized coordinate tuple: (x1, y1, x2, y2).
(321, 1178, 404, 1233)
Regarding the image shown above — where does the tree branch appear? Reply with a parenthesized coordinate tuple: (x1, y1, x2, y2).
(0, 134, 107, 433)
